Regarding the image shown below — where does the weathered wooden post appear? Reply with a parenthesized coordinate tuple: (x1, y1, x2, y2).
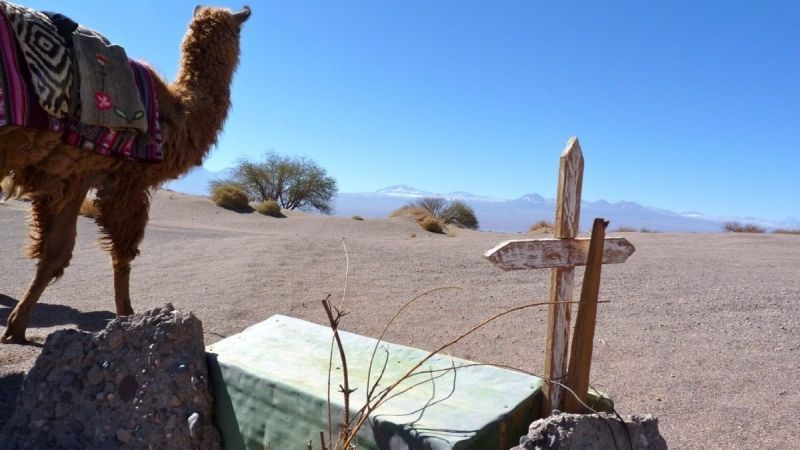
(483, 137, 635, 416)
(564, 217, 608, 414)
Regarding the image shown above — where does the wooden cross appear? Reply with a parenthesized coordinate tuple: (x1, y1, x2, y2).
(483, 137, 635, 416)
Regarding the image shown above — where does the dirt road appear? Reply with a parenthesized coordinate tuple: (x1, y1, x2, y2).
(2, 191, 799, 448)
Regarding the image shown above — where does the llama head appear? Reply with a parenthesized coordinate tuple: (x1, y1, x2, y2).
(181, 6, 252, 74)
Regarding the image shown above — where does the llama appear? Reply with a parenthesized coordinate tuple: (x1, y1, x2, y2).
(1, 5, 251, 343)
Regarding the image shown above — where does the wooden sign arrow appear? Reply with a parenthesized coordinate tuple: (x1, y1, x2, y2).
(484, 237, 635, 271)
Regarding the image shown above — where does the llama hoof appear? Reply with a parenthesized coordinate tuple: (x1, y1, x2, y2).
(0, 332, 27, 345)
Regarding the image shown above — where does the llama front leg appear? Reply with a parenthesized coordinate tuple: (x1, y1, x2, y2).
(112, 259, 134, 316)
(95, 184, 149, 317)
(2, 186, 89, 344)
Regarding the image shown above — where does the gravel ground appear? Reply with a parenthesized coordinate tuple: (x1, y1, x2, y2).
(1, 190, 799, 448)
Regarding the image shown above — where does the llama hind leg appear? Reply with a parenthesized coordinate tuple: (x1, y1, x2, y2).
(1, 185, 89, 344)
(95, 185, 150, 317)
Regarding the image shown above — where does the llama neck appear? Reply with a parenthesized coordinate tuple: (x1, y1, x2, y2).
(174, 64, 233, 152)
(164, 47, 238, 176)
(151, 12, 242, 182)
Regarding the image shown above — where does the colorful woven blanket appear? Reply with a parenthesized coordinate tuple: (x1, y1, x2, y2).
(0, 1, 163, 163)
(0, 1, 72, 118)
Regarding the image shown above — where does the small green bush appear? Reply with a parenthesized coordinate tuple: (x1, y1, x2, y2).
(256, 200, 283, 217)
(404, 197, 479, 230)
(441, 201, 479, 229)
(420, 216, 444, 234)
(211, 184, 250, 211)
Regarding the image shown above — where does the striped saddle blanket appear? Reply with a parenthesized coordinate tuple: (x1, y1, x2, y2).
(0, 1, 163, 163)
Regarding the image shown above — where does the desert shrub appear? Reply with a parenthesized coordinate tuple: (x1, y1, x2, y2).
(614, 226, 637, 232)
(529, 220, 554, 233)
(419, 216, 444, 234)
(79, 198, 99, 218)
(390, 206, 433, 222)
(639, 227, 655, 233)
(415, 197, 447, 218)
(774, 228, 800, 235)
(391, 206, 446, 234)
(351, 215, 364, 221)
(440, 201, 478, 229)
(256, 200, 283, 217)
(722, 221, 765, 233)
(211, 183, 250, 211)
(389, 206, 432, 220)
(409, 197, 479, 230)
(218, 152, 337, 214)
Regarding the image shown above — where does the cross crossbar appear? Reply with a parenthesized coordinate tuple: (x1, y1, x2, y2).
(484, 237, 635, 270)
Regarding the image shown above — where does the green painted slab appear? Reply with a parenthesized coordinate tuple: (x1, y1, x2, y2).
(206, 315, 544, 449)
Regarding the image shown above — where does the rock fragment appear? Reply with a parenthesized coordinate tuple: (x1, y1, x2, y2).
(0, 304, 221, 449)
(512, 412, 667, 450)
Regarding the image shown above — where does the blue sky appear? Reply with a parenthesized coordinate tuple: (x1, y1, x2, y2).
(23, 1, 800, 220)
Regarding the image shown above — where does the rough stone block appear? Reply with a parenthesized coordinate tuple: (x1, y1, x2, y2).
(0, 304, 221, 450)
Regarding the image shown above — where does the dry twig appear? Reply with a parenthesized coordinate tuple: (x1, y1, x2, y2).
(365, 287, 461, 402)
(342, 299, 607, 448)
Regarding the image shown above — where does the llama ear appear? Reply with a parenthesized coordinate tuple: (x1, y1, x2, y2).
(194, 5, 202, 18)
(233, 6, 251, 25)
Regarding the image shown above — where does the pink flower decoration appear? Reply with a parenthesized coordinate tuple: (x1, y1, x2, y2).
(95, 92, 112, 110)
(95, 53, 108, 66)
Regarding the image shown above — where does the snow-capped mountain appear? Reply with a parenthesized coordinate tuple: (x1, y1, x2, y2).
(333, 187, 795, 233)
(163, 166, 234, 196)
(776, 217, 800, 229)
(444, 191, 503, 202)
(375, 185, 434, 197)
(518, 193, 548, 204)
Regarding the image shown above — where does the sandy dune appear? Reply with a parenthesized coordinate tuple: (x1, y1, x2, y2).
(1, 190, 799, 448)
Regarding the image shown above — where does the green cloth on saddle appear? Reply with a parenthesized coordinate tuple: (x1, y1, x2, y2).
(72, 27, 148, 133)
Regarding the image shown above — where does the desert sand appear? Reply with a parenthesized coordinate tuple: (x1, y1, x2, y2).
(1, 190, 798, 448)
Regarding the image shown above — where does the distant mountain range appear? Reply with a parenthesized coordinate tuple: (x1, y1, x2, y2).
(163, 166, 234, 196)
(164, 168, 799, 233)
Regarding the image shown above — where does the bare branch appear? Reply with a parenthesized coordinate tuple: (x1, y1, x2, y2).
(343, 299, 608, 448)
(365, 287, 461, 403)
(338, 239, 349, 311)
(322, 297, 355, 445)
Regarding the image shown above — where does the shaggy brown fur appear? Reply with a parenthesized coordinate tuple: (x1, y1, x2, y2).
(0, 6, 251, 343)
